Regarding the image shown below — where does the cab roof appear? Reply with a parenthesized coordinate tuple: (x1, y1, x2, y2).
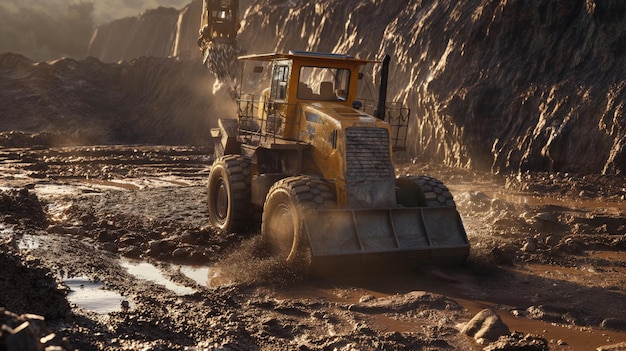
(238, 50, 379, 65)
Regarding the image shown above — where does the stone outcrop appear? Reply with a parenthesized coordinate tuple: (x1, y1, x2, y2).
(89, 7, 182, 62)
(88, 1, 204, 62)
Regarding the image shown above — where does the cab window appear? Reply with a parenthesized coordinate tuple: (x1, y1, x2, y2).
(298, 66, 350, 101)
(270, 64, 289, 100)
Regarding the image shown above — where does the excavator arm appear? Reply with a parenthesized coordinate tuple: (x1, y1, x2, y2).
(198, 0, 239, 48)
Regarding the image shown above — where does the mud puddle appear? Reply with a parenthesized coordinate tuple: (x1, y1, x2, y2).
(588, 250, 626, 263)
(485, 191, 626, 211)
(276, 271, 626, 350)
(121, 259, 196, 295)
(34, 177, 195, 195)
(121, 259, 233, 293)
(179, 265, 211, 286)
(178, 265, 231, 288)
(70, 177, 195, 190)
(64, 276, 129, 314)
(450, 183, 626, 211)
(75, 178, 140, 191)
(456, 297, 626, 350)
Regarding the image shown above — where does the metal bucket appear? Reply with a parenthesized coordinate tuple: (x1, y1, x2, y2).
(302, 207, 469, 269)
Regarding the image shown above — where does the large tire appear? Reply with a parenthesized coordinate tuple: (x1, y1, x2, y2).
(396, 175, 456, 208)
(261, 176, 335, 264)
(207, 155, 252, 232)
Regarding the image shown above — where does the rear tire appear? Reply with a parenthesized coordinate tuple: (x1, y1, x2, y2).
(261, 176, 335, 264)
(396, 175, 456, 208)
(207, 155, 252, 232)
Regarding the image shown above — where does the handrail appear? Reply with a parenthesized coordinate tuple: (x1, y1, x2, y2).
(236, 94, 303, 146)
(360, 98, 411, 150)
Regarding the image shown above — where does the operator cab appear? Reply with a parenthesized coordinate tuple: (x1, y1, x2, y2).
(240, 50, 375, 106)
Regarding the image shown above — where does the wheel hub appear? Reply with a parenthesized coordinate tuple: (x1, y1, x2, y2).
(269, 203, 295, 256)
(215, 178, 229, 222)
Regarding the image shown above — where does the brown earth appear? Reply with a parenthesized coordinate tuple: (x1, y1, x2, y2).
(1, 145, 625, 350)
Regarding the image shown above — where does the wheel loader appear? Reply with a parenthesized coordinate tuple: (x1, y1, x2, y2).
(206, 50, 470, 269)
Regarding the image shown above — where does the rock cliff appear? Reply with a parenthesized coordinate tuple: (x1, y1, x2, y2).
(233, 0, 626, 174)
(30, 1, 626, 173)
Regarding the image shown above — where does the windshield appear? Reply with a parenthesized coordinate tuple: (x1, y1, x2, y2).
(297, 66, 350, 101)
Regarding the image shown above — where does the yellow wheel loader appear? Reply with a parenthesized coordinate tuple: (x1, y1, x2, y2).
(207, 50, 470, 269)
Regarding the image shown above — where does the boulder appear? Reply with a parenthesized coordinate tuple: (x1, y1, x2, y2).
(461, 308, 510, 343)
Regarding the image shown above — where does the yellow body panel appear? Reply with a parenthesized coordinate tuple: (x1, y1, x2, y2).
(297, 103, 392, 207)
(238, 51, 392, 208)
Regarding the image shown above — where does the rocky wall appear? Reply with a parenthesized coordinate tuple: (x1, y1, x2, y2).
(234, 0, 626, 174)
(88, 6, 183, 62)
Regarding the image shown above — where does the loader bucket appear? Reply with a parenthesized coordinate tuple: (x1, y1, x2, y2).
(302, 207, 469, 270)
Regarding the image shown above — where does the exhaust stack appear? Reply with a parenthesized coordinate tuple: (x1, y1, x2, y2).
(375, 54, 390, 120)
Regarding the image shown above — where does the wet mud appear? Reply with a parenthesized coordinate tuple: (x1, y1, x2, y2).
(1, 145, 625, 350)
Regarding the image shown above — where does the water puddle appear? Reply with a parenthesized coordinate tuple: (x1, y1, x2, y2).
(179, 266, 211, 286)
(486, 191, 626, 211)
(450, 183, 626, 212)
(65, 276, 128, 314)
(78, 178, 140, 191)
(180, 265, 232, 288)
(121, 259, 196, 295)
(32, 184, 83, 198)
(276, 272, 626, 350)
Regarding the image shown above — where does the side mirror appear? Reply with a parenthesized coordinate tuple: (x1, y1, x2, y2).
(358, 72, 363, 80)
(352, 101, 363, 110)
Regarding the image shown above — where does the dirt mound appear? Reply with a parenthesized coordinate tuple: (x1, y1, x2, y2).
(0, 308, 71, 351)
(0, 53, 235, 147)
(0, 241, 70, 319)
(0, 188, 46, 227)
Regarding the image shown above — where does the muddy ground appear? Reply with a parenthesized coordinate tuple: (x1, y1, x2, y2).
(1, 144, 626, 351)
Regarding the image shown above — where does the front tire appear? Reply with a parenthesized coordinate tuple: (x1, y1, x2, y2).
(261, 176, 335, 264)
(207, 155, 251, 232)
(396, 175, 456, 208)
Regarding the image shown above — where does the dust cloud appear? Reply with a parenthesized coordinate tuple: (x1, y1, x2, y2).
(92, 0, 192, 24)
(0, 0, 190, 61)
(0, 1, 94, 61)
(217, 235, 307, 286)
